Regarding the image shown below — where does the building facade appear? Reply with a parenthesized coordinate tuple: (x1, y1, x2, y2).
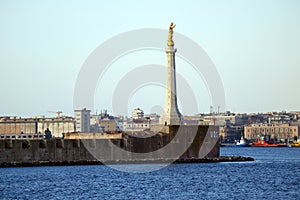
(99, 119, 119, 132)
(132, 108, 144, 119)
(119, 118, 150, 132)
(74, 108, 91, 132)
(219, 125, 243, 143)
(0, 116, 36, 134)
(36, 117, 75, 137)
(244, 124, 298, 142)
(0, 116, 75, 138)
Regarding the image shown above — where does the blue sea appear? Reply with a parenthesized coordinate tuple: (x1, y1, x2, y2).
(0, 147, 299, 199)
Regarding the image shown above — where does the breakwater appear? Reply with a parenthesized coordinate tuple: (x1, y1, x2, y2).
(0, 125, 227, 167)
(0, 156, 254, 167)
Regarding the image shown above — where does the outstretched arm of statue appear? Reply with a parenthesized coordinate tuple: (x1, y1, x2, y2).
(169, 22, 176, 30)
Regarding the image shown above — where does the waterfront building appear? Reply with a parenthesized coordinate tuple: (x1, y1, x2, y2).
(0, 116, 36, 134)
(74, 108, 91, 132)
(244, 124, 299, 142)
(220, 125, 243, 143)
(0, 116, 75, 138)
(36, 116, 75, 137)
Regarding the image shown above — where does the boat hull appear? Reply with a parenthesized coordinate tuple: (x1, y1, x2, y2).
(292, 141, 300, 147)
(251, 140, 287, 147)
(221, 143, 250, 147)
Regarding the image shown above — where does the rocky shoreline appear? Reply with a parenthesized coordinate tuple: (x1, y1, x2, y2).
(0, 156, 254, 168)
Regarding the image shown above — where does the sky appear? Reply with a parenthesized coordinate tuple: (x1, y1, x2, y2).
(0, 0, 300, 117)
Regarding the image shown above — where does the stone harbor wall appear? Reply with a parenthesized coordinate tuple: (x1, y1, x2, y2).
(0, 125, 220, 164)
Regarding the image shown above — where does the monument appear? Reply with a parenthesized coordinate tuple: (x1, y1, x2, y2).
(0, 23, 229, 168)
(160, 23, 183, 125)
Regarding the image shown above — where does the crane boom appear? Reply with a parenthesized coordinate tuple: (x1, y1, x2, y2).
(48, 111, 63, 118)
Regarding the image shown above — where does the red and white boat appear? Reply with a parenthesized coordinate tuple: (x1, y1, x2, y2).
(251, 138, 287, 147)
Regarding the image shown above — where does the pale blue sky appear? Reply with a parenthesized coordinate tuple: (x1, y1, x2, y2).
(0, 0, 299, 117)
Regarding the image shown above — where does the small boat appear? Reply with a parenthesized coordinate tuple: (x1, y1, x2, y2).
(292, 140, 300, 147)
(235, 137, 250, 147)
(221, 137, 249, 147)
(251, 138, 287, 147)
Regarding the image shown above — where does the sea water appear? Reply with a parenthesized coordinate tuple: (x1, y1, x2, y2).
(0, 147, 299, 199)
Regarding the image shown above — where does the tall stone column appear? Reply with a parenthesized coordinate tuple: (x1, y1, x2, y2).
(160, 23, 182, 125)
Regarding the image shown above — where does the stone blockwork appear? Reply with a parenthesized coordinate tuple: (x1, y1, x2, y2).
(125, 125, 219, 158)
(0, 125, 219, 164)
(0, 139, 95, 162)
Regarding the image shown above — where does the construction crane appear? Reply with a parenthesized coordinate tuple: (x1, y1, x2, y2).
(48, 111, 63, 118)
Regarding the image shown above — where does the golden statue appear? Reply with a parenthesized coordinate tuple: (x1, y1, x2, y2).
(169, 22, 176, 30)
(168, 22, 176, 46)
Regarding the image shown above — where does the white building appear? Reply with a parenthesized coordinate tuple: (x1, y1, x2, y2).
(37, 117, 75, 138)
(203, 115, 236, 126)
(90, 114, 102, 133)
(132, 108, 144, 119)
(119, 118, 150, 131)
(0, 116, 75, 138)
(145, 113, 160, 124)
(74, 108, 91, 132)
